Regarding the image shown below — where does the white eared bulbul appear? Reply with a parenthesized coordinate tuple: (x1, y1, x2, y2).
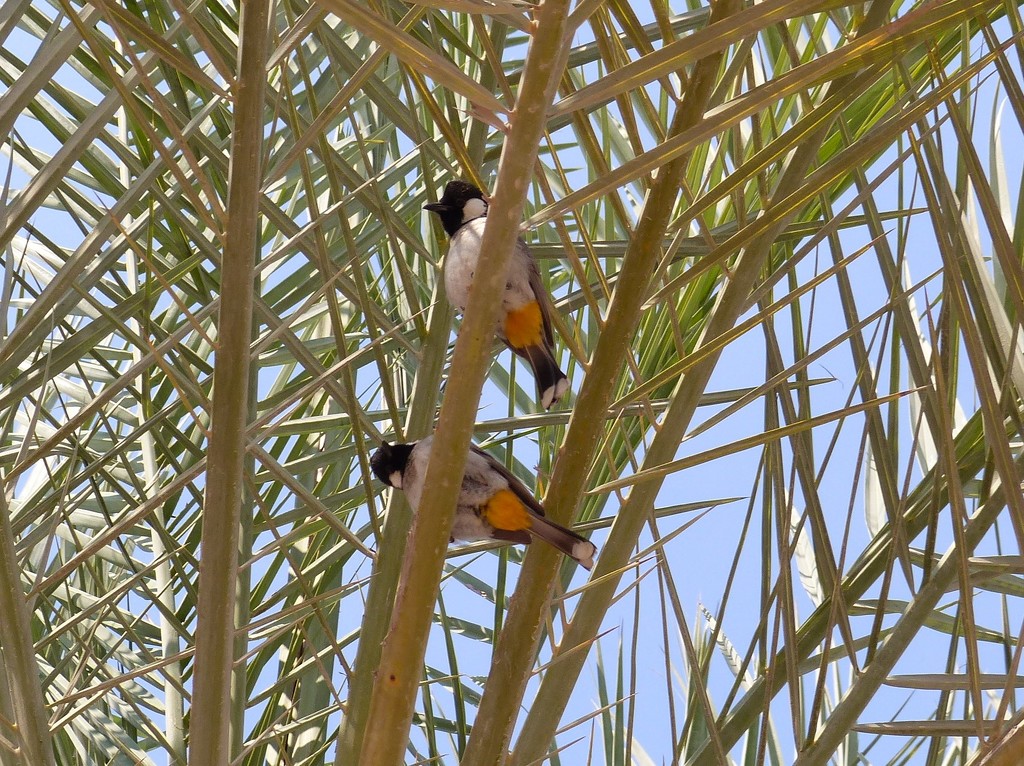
(370, 436, 596, 569)
(424, 180, 570, 410)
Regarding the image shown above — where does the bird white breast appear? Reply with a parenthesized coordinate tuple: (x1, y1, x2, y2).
(443, 220, 537, 313)
(389, 471, 403, 489)
(444, 219, 485, 309)
(451, 512, 493, 542)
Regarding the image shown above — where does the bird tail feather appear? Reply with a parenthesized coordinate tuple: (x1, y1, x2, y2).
(528, 515, 596, 570)
(521, 344, 569, 410)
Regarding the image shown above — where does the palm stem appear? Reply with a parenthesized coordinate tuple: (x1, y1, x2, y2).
(355, 3, 574, 763)
(189, 0, 271, 759)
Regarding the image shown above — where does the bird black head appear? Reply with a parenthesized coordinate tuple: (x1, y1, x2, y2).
(423, 180, 488, 237)
(369, 441, 415, 488)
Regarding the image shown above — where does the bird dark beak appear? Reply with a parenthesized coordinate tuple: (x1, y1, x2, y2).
(423, 202, 449, 213)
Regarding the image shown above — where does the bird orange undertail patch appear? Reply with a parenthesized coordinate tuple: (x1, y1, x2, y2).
(503, 302, 543, 349)
(483, 489, 533, 532)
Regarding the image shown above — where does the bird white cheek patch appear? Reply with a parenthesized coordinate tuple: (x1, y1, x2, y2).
(389, 471, 403, 489)
(461, 197, 487, 222)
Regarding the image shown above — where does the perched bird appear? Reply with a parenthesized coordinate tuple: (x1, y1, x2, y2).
(370, 436, 596, 570)
(424, 180, 570, 409)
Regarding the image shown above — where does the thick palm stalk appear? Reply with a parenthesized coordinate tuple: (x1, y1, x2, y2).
(459, 2, 741, 762)
(189, 0, 271, 760)
(0, 492, 54, 766)
(353, 4, 573, 764)
(971, 720, 1024, 766)
(511, 1, 896, 761)
(333, 283, 451, 763)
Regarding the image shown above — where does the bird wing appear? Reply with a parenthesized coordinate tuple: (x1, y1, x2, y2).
(491, 528, 533, 545)
(469, 444, 595, 569)
(470, 443, 547, 518)
(520, 238, 556, 348)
